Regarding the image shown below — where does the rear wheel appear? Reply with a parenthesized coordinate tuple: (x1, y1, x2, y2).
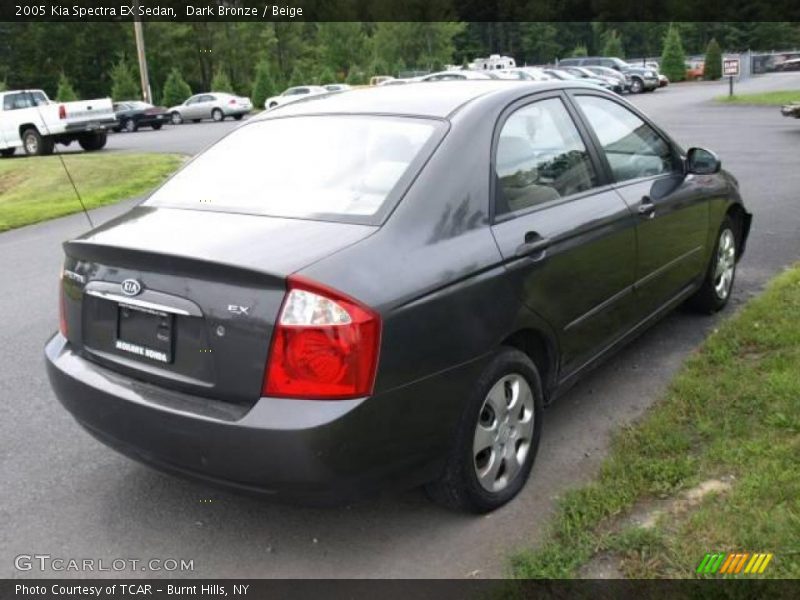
(78, 131, 107, 152)
(0, 148, 15, 157)
(212, 108, 224, 122)
(687, 216, 738, 313)
(171, 112, 183, 125)
(426, 348, 543, 513)
(21, 127, 54, 156)
(630, 77, 644, 93)
(123, 118, 137, 133)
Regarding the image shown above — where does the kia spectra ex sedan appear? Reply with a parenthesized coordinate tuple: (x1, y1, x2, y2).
(45, 81, 752, 512)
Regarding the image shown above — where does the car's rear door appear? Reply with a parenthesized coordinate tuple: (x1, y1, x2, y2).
(489, 92, 639, 377)
(570, 92, 708, 320)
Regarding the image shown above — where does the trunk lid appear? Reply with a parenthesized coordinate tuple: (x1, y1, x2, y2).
(62, 206, 376, 405)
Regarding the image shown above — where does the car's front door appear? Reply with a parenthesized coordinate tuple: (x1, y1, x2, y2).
(489, 93, 639, 376)
(571, 93, 709, 320)
(198, 95, 215, 118)
(182, 95, 202, 119)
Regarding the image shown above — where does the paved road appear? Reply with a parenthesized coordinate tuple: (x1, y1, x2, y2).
(2, 73, 799, 579)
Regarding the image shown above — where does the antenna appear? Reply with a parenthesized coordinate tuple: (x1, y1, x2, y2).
(30, 92, 95, 229)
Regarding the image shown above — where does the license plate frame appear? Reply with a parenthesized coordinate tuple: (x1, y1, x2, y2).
(115, 303, 174, 364)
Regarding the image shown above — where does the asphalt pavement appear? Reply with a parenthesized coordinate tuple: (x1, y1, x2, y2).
(1, 73, 799, 579)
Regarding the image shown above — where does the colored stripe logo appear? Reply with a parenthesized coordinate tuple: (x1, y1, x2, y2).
(697, 552, 773, 575)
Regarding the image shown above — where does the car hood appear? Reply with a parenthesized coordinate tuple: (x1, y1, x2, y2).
(70, 205, 378, 277)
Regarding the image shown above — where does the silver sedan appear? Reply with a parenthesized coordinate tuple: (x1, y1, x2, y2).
(169, 92, 253, 124)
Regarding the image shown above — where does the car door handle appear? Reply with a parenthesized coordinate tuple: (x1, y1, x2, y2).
(515, 232, 551, 259)
(638, 196, 656, 219)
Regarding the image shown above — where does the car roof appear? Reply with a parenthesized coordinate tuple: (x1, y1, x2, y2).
(252, 80, 596, 120)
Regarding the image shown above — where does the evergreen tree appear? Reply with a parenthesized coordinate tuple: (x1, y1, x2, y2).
(315, 65, 337, 85)
(0, 79, 6, 92)
(602, 30, 624, 58)
(109, 58, 139, 101)
(704, 38, 723, 80)
(288, 65, 307, 87)
(210, 65, 233, 93)
(660, 25, 687, 82)
(571, 44, 588, 57)
(56, 72, 78, 101)
(251, 60, 276, 107)
(345, 65, 366, 85)
(161, 68, 192, 107)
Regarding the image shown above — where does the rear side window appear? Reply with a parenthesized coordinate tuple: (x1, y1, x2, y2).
(146, 115, 442, 224)
(494, 97, 598, 215)
(575, 95, 676, 182)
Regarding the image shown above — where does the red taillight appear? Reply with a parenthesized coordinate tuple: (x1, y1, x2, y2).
(59, 269, 68, 338)
(263, 275, 381, 400)
(58, 105, 66, 119)
(229, 99, 236, 105)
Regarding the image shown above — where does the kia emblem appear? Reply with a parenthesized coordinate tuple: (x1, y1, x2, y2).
(121, 279, 142, 296)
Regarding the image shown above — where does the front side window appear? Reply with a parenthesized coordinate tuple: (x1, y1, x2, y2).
(575, 95, 676, 182)
(494, 97, 598, 215)
(146, 115, 441, 223)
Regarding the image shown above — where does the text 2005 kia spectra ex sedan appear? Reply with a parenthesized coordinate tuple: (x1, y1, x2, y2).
(45, 81, 751, 512)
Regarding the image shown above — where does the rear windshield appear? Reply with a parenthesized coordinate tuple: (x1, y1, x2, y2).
(146, 115, 443, 224)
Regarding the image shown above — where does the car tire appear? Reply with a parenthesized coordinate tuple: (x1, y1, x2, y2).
(425, 347, 544, 513)
(21, 127, 54, 156)
(630, 77, 644, 93)
(171, 112, 183, 125)
(151, 123, 163, 130)
(687, 215, 738, 314)
(123, 118, 137, 133)
(77, 131, 107, 152)
(233, 114, 244, 121)
(212, 108, 224, 122)
(0, 148, 15, 157)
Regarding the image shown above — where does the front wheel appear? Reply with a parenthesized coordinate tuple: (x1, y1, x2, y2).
(123, 118, 137, 133)
(78, 131, 107, 152)
(171, 112, 183, 125)
(212, 108, 224, 122)
(687, 216, 738, 313)
(425, 348, 544, 513)
(21, 127, 54, 156)
(630, 77, 644, 93)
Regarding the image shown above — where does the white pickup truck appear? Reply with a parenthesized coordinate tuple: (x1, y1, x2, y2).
(0, 89, 117, 157)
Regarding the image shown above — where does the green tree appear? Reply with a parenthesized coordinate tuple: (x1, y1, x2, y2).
(704, 38, 722, 81)
(0, 79, 6, 91)
(288, 65, 308, 87)
(602, 29, 624, 58)
(161, 68, 192, 107)
(315, 65, 337, 85)
(571, 44, 588, 57)
(210, 65, 233, 93)
(345, 65, 366, 85)
(660, 25, 687, 82)
(109, 57, 139, 101)
(55, 72, 78, 101)
(251, 60, 276, 108)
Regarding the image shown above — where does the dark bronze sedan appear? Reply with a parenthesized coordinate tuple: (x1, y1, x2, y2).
(45, 81, 751, 512)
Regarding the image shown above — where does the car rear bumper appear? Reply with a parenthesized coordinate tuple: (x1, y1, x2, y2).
(45, 334, 477, 503)
(63, 118, 118, 132)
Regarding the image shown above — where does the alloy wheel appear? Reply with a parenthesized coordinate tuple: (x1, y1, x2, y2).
(714, 228, 736, 300)
(473, 374, 535, 493)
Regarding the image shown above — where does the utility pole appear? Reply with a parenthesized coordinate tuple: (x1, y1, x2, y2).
(133, 0, 152, 103)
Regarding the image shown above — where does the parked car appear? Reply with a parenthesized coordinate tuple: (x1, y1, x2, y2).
(46, 81, 751, 512)
(560, 66, 624, 93)
(169, 93, 252, 124)
(686, 60, 705, 80)
(644, 62, 670, 87)
(370, 76, 395, 86)
(776, 58, 800, 72)
(781, 102, 800, 118)
(0, 89, 115, 156)
(583, 65, 631, 91)
(495, 67, 553, 81)
(264, 86, 327, 110)
(543, 68, 615, 92)
(112, 101, 169, 132)
(323, 84, 351, 93)
(559, 56, 659, 93)
(418, 70, 499, 81)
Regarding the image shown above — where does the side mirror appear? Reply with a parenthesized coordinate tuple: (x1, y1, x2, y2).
(686, 147, 721, 175)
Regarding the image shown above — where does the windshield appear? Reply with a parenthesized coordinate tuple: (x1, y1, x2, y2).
(146, 115, 443, 224)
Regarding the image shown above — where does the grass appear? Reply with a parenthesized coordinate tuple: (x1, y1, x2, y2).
(510, 265, 800, 579)
(0, 152, 183, 232)
(715, 90, 800, 105)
